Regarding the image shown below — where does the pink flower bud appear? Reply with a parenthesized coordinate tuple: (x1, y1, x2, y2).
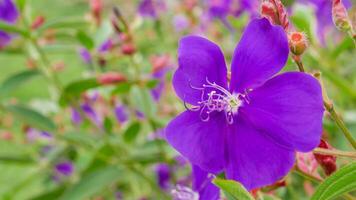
(97, 72, 127, 85)
(121, 43, 136, 55)
(313, 140, 337, 176)
(31, 16, 45, 30)
(261, 0, 289, 31)
(332, 0, 352, 32)
(90, 0, 102, 25)
(288, 32, 308, 56)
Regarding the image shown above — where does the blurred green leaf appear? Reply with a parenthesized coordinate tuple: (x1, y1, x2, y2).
(0, 21, 29, 36)
(0, 69, 40, 97)
(112, 82, 132, 94)
(145, 79, 159, 89)
(60, 166, 122, 200)
(123, 121, 141, 143)
(59, 132, 99, 148)
(30, 187, 66, 200)
(38, 18, 88, 32)
(290, 5, 314, 41)
(76, 31, 94, 50)
(16, 0, 27, 11)
(130, 86, 156, 118)
(311, 162, 356, 200)
(213, 178, 254, 200)
(4, 104, 56, 131)
(59, 78, 99, 106)
(103, 117, 113, 134)
(0, 155, 35, 165)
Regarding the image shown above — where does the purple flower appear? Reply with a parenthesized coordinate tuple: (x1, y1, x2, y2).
(173, 15, 190, 33)
(151, 68, 169, 101)
(26, 128, 53, 142)
(98, 39, 113, 53)
(165, 18, 324, 190)
(192, 165, 220, 200)
(81, 103, 102, 127)
(114, 104, 129, 124)
(78, 47, 92, 64)
(138, 0, 166, 19)
(155, 164, 171, 190)
(55, 161, 74, 176)
(71, 107, 82, 125)
(0, 0, 18, 48)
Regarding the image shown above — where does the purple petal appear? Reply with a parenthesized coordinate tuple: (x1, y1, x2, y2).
(165, 111, 225, 173)
(114, 105, 129, 124)
(240, 72, 324, 152)
(225, 116, 295, 190)
(71, 107, 82, 124)
(155, 164, 171, 190)
(55, 161, 74, 176)
(192, 165, 220, 200)
(78, 47, 92, 64)
(0, 31, 12, 48)
(0, 0, 18, 23)
(207, 0, 231, 18)
(173, 36, 228, 106)
(230, 18, 289, 93)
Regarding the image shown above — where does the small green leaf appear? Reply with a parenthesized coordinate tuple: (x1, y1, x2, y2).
(39, 18, 87, 32)
(103, 117, 113, 134)
(5, 104, 56, 131)
(0, 21, 28, 36)
(59, 132, 99, 148)
(123, 121, 141, 143)
(145, 79, 159, 89)
(76, 30, 94, 50)
(59, 78, 99, 106)
(311, 162, 356, 200)
(30, 187, 66, 200)
(111, 82, 132, 94)
(16, 0, 27, 11)
(60, 166, 122, 200)
(0, 69, 40, 97)
(213, 178, 254, 200)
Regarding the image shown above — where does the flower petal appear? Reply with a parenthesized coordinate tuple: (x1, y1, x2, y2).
(225, 116, 295, 190)
(192, 165, 220, 200)
(165, 111, 225, 172)
(230, 18, 289, 93)
(173, 35, 228, 105)
(240, 72, 324, 152)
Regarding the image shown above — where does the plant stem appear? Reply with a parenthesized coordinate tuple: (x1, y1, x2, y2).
(324, 101, 356, 150)
(313, 147, 356, 159)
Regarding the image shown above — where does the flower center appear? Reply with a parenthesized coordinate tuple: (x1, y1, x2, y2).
(186, 78, 248, 124)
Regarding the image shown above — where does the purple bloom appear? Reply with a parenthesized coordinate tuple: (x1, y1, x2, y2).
(114, 104, 129, 124)
(26, 128, 53, 142)
(78, 47, 92, 64)
(0, 0, 18, 48)
(81, 103, 102, 127)
(71, 107, 82, 125)
(151, 68, 169, 101)
(98, 39, 113, 53)
(155, 164, 171, 190)
(192, 165, 220, 200)
(55, 161, 74, 176)
(138, 0, 166, 19)
(165, 18, 324, 190)
(173, 15, 190, 33)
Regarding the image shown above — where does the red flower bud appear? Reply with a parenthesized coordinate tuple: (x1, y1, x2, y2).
(90, 0, 102, 26)
(121, 43, 136, 55)
(332, 0, 352, 32)
(288, 32, 308, 56)
(31, 16, 45, 30)
(97, 72, 127, 85)
(313, 140, 337, 176)
(260, 0, 289, 31)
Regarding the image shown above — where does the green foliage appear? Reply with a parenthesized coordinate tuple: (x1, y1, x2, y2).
(213, 178, 254, 200)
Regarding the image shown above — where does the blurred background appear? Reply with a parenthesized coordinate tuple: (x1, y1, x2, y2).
(0, 0, 355, 199)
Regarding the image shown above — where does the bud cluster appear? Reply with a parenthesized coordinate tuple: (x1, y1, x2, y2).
(313, 140, 337, 176)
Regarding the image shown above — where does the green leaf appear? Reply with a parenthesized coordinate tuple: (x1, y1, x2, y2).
(60, 166, 122, 200)
(213, 178, 254, 200)
(39, 18, 88, 32)
(129, 86, 156, 118)
(30, 187, 66, 200)
(4, 104, 56, 131)
(103, 117, 113, 134)
(59, 132, 99, 148)
(59, 78, 99, 106)
(76, 30, 95, 50)
(16, 0, 27, 11)
(0, 70, 40, 97)
(145, 79, 159, 89)
(0, 155, 35, 165)
(111, 82, 132, 94)
(123, 121, 141, 143)
(0, 21, 28, 36)
(311, 162, 356, 200)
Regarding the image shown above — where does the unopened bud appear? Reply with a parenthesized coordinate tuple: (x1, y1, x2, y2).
(31, 16, 45, 30)
(313, 140, 337, 176)
(97, 72, 127, 85)
(288, 32, 308, 56)
(332, 0, 352, 32)
(121, 43, 136, 55)
(261, 0, 289, 31)
(90, 0, 102, 26)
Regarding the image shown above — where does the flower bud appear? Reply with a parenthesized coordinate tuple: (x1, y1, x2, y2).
(261, 0, 289, 31)
(97, 72, 127, 85)
(313, 139, 337, 176)
(31, 15, 45, 30)
(288, 32, 308, 56)
(121, 43, 136, 55)
(90, 0, 102, 26)
(332, 0, 352, 32)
